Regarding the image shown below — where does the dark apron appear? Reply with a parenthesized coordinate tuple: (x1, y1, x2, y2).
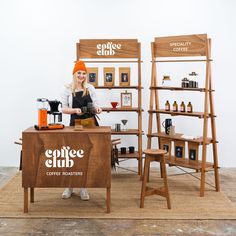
(70, 91, 99, 126)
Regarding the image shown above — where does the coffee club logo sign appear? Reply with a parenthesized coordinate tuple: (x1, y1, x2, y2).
(45, 146, 84, 168)
(44, 146, 85, 176)
(96, 42, 122, 56)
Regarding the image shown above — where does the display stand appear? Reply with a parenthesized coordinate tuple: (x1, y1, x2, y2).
(76, 39, 143, 175)
(22, 126, 111, 213)
(147, 34, 220, 196)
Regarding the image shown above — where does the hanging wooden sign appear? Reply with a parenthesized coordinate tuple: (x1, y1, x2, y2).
(154, 34, 207, 57)
(77, 39, 139, 59)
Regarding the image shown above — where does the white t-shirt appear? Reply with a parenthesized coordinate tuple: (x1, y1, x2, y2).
(61, 83, 100, 109)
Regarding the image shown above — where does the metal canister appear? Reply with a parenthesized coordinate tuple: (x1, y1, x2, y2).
(181, 78, 189, 88)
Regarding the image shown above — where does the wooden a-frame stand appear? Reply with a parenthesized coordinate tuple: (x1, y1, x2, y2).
(147, 34, 220, 196)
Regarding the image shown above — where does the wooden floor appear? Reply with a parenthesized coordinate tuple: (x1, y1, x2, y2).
(0, 167, 235, 236)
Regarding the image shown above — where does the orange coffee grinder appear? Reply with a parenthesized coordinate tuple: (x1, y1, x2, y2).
(34, 98, 64, 130)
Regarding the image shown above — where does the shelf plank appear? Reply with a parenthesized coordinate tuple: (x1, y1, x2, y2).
(76, 60, 143, 63)
(148, 109, 210, 118)
(153, 59, 213, 63)
(166, 155, 214, 170)
(112, 129, 143, 135)
(118, 151, 140, 159)
(102, 107, 143, 112)
(95, 86, 143, 90)
(150, 86, 208, 92)
(148, 132, 213, 145)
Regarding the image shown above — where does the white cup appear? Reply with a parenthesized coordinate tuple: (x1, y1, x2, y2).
(169, 125, 175, 136)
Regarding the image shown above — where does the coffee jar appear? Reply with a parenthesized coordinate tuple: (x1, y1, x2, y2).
(189, 72, 198, 88)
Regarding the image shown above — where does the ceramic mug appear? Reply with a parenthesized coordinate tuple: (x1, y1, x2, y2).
(128, 146, 135, 153)
(120, 147, 126, 154)
(162, 119, 172, 135)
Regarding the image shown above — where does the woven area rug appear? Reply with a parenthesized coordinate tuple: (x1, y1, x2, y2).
(0, 171, 235, 219)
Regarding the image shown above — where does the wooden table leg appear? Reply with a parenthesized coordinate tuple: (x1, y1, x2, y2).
(106, 187, 111, 213)
(24, 188, 28, 213)
(30, 188, 34, 203)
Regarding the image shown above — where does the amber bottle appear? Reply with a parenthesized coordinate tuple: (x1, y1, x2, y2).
(187, 102, 193, 113)
(172, 101, 178, 112)
(165, 100, 170, 111)
(180, 101, 186, 112)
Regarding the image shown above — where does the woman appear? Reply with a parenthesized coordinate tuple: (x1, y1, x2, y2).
(61, 60, 102, 200)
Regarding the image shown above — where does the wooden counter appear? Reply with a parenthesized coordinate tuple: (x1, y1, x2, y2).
(22, 126, 111, 213)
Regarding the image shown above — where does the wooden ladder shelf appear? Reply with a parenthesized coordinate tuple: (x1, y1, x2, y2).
(147, 34, 220, 197)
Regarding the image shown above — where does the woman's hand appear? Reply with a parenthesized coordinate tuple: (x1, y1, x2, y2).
(74, 108, 82, 115)
(95, 107, 102, 114)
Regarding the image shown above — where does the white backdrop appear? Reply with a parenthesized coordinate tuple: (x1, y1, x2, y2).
(0, 0, 235, 167)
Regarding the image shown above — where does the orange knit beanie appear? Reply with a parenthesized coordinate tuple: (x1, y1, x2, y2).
(72, 60, 87, 74)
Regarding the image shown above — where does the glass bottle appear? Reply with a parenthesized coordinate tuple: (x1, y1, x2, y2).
(172, 101, 178, 112)
(180, 101, 186, 112)
(187, 102, 193, 113)
(165, 100, 170, 111)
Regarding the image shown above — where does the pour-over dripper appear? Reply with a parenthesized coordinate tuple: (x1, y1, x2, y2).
(121, 119, 128, 131)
